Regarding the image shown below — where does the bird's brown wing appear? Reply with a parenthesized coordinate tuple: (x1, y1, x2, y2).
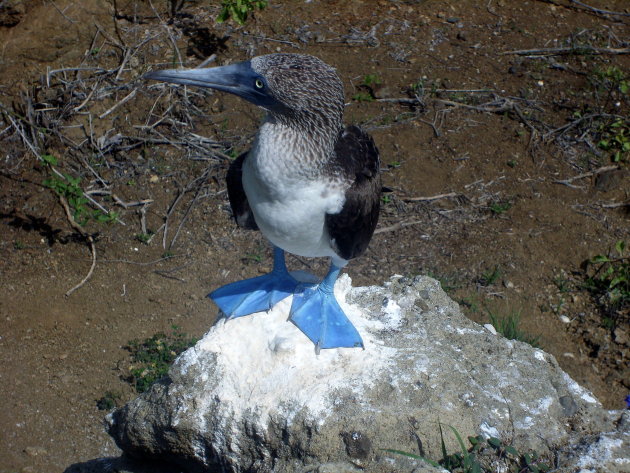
(325, 125, 381, 261)
(226, 152, 258, 230)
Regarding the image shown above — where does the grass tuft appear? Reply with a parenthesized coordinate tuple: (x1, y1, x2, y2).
(582, 240, 629, 329)
(126, 325, 197, 393)
(384, 424, 550, 473)
(487, 308, 540, 348)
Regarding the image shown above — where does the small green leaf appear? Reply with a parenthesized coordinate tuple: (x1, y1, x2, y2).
(591, 255, 610, 264)
(488, 437, 502, 449)
(41, 154, 58, 166)
(505, 445, 519, 456)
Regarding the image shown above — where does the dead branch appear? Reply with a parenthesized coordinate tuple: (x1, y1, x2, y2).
(436, 96, 542, 144)
(112, 194, 154, 208)
(403, 192, 459, 202)
(98, 88, 138, 119)
(570, 0, 630, 17)
(376, 98, 420, 104)
(48, 0, 77, 24)
(148, 0, 183, 67)
(501, 46, 630, 56)
(169, 187, 201, 249)
(553, 165, 620, 188)
(374, 220, 424, 235)
(600, 201, 629, 209)
(58, 195, 97, 296)
(99, 254, 185, 266)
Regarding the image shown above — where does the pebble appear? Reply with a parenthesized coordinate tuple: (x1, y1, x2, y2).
(484, 323, 497, 335)
(613, 328, 628, 345)
(559, 315, 571, 324)
(24, 446, 48, 457)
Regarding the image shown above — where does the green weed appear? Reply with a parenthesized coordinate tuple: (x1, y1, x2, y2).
(582, 240, 629, 329)
(427, 270, 461, 294)
(384, 425, 550, 473)
(489, 201, 512, 215)
(487, 308, 540, 348)
(126, 325, 197, 393)
(352, 92, 375, 103)
(353, 74, 382, 102)
(597, 118, 630, 163)
(217, 0, 268, 25)
(136, 232, 154, 244)
(479, 266, 501, 287)
(362, 74, 381, 88)
(96, 390, 122, 410)
(41, 154, 118, 226)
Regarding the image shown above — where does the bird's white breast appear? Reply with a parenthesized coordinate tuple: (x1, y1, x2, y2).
(242, 121, 347, 262)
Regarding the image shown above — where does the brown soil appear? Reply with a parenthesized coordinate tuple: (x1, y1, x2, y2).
(0, 1, 628, 472)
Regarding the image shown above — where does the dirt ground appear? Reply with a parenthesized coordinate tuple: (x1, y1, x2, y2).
(0, 1, 628, 472)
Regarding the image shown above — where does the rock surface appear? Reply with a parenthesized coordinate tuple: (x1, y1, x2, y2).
(105, 275, 627, 473)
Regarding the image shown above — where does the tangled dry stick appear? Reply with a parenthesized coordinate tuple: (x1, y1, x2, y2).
(57, 195, 97, 297)
(501, 46, 630, 56)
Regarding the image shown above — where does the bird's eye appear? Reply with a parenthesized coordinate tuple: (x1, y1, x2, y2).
(255, 78, 264, 89)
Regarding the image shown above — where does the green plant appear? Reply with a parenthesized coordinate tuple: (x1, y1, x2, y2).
(384, 425, 550, 472)
(352, 91, 374, 102)
(13, 241, 25, 250)
(592, 66, 629, 98)
(597, 118, 630, 163)
(353, 74, 382, 102)
(96, 390, 121, 410)
(362, 74, 381, 88)
(427, 270, 461, 294)
(487, 308, 540, 348)
(583, 240, 629, 328)
(217, 0, 268, 25)
(479, 266, 501, 287)
(489, 201, 512, 215)
(126, 325, 197, 393)
(136, 232, 154, 244)
(41, 154, 118, 226)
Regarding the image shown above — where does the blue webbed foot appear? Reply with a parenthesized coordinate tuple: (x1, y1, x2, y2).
(289, 265, 364, 352)
(209, 247, 298, 318)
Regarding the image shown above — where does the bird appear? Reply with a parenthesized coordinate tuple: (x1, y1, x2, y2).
(145, 54, 381, 352)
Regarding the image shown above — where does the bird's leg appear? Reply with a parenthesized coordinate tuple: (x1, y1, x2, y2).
(289, 262, 364, 353)
(209, 246, 298, 318)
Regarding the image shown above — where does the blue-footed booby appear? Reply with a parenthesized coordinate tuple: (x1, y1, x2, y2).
(145, 54, 381, 352)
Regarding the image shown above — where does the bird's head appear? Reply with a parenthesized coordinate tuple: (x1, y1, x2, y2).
(145, 54, 345, 131)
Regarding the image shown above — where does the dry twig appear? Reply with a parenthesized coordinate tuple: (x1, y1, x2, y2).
(501, 46, 630, 56)
(403, 192, 459, 202)
(374, 220, 424, 235)
(569, 0, 630, 17)
(553, 165, 619, 188)
(58, 195, 97, 297)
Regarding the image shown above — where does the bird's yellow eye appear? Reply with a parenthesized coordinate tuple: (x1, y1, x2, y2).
(255, 79, 264, 89)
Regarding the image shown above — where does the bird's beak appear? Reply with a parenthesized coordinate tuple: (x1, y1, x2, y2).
(144, 61, 273, 109)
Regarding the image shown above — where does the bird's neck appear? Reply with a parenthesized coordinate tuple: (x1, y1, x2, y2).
(251, 116, 341, 181)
